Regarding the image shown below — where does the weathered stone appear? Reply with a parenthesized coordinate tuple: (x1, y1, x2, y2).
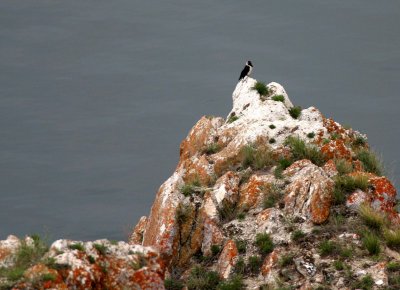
(284, 160, 334, 224)
(238, 174, 275, 210)
(261, 248, 280, 277)
(179, 116, 224, 165)
(142, 170, 183, 266)
(6, 238, 165, 290)
(256, 208, 290, 245)
(0, 235, 21, 268)
(321, 139, 352, 161)
(201, 217, 225, 256)
(216, 240, 238, 279)
(130, 216, 148, 244)
(294, 257, 316, 277)
(322, 159, 338, 178)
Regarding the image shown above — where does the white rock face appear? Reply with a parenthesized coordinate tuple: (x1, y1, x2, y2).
(0, 235, 21, 268)
(223, 77, 328, 149)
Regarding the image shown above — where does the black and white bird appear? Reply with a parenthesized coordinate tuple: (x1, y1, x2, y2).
(238, 60, 253, 81)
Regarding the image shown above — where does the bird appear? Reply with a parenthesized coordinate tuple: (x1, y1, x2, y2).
(238, 60, 253, 81)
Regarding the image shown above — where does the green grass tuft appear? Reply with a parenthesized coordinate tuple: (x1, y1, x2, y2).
(93, 243, 108, 255)
(227, 114, 239, 124)
(0, 235, 49, 283)
(180, 178, 202, 197)
(359, 204, 386, 231)
(248, 255, 262, 274)
(383, 228, 400, 249)
(334, 158, 354, 175)
(252, 81, 269, 96)
(356, 149, 384, 176)
(271, 95, 285, 102)
(218, 202, 237, 223)
(187, 266, 220, 290)
(284, 136, 325, 166)
(255, 233, 274, 255)
(291, 230, 306, 242)
(288, 106, 302, 119)
(362, 231, 381, 255)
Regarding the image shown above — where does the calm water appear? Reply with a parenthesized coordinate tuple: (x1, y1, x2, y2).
(1, 0, 399, 241)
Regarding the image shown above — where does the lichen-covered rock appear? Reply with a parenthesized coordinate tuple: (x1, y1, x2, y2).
(261, 248, 280, 277)
(238, 174, 275, 210)
(0, 235, 22, 268)
(322, 159, 338, 178)
(256, 208, 291, 245)
(129, 216, 148, 244)
(1, 238, 165, 290)
(141, 170, 183, 266)
(284, 160, 334, 224)
(216, 240, 238, 279)
(201, 217, 225, 256)
(346, 172, 398, 219)
(320, 139, 352, 160)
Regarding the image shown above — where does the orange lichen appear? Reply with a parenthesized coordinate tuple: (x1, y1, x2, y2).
(310, 181, 333, 224)
(239, 175, 269, 210)
(217, 240, 238, 278)
(261, 249, 280, 276)
(322, 159, 338, 177)
(320, 139, 352, 161)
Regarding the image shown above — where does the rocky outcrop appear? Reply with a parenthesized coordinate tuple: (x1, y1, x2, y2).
(0, 237, 165, 289)
(132, 77, 398, 289)
(1, 76, 398, 289)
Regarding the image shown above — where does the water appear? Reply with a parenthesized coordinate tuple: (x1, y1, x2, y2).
(1, 0, 399, 241)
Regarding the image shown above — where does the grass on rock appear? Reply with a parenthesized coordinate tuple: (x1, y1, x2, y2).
(255, 233, 274, 255)
(288, 106, 302, 119)
(252, 81, 269, 96)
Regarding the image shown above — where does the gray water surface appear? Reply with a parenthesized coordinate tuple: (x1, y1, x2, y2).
(1, 0, 399, 241)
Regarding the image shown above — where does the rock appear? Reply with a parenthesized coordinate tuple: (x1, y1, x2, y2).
(212, 171, 240, 208)
(294, 256, 316, 277)
(284, 160, 334, 224)
(346, 172, 398, 219)
(0, 235, 21, 268)
(129, 216, 148, 244)
(4, 238, 165, 290)
(261, 248, 280, 277)
(346, 189, 368, 210)
(320, 139, 352, 161)
(142, 170, 183, 266)
(238, 174, 275, 210)
(216, 240, 238, 279)
(256, 208, 291, 245)
(322, 159, 338, 178)
(201, 217, 225, 256)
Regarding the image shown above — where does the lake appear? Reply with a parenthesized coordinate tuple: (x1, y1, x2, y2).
(0, 0, 399, 241)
